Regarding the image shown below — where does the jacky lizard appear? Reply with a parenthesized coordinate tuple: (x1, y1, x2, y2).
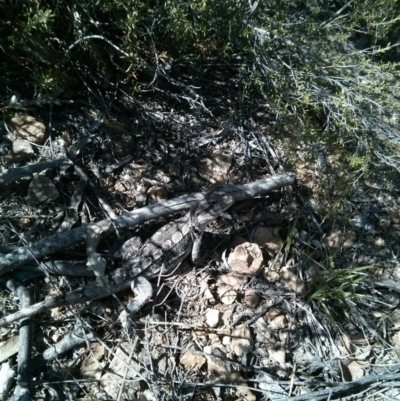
(0, 189, 235, 329)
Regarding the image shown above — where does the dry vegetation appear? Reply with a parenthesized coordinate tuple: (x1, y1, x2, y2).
(1, 1, 400, 400)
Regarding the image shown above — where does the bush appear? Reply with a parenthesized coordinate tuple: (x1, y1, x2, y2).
(1, 0, 399, 170)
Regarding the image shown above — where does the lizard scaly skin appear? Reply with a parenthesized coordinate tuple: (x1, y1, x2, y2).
(0, 190, 234, 328)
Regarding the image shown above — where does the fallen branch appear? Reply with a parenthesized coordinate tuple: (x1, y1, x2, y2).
(0, 159, 69, 186)
(1, 278, 33, 400)
(0, 172, 295, 274)
(32, 324, 97, 368)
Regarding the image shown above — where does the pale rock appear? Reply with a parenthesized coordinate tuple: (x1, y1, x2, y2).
(231, 324, 254, 357)
(199, 273, 216, 303)
(12, 138, 34, 157)
(278, 265, 307, 296)
(102, 342, 141, 399)
(268, 349, 286, 367)
(204, 343, 231, 376)
(279, 331, 289, 344)
(244, 289, 259, 308)
(265, 308, 288, 330)
(113, 180, 127, 193)
(205, 309, 220, 328)
(391, 331, 400, 346)
(346, 360, 368, 380)
(217, 273, 248, 289)
(80, 343, 105, 380)
(198, 149, 232, 183)
(253, 227, 283, 256)
(141, 390, 158, 401)
(0, 336, 19, 363)
(208, 333, 220, 344)
(17, 218, 31, 227)
(217, 284, 237, 305)
(222, 336, 231, 346)
(227, 242, 263, 276)
(264, 269, 280, 283)
(0, 361, 15, 401)
(180, 352, 206, 371)
(10, 114, 47, 144)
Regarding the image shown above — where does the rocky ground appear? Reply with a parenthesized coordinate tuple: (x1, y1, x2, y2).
(1, 98, 400, 400)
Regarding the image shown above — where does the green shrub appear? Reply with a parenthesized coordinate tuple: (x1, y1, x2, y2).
(1, 0, 399, 170)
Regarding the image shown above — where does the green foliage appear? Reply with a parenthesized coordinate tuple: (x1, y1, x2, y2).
(300, 242, 374, 325)
(0, 0, 399, 170)
(243, 1, 400, 171)
(308, 263, 370, 324)
(286, 216, 372, 326)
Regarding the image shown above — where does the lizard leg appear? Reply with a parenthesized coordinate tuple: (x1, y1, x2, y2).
(119, 276, 153, 330)
(190, 229, 204, 264)
(189, 202, 205, 264)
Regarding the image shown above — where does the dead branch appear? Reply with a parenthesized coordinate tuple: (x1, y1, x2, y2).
(0, 159, 69, 186)
(0, 172, 295, 273)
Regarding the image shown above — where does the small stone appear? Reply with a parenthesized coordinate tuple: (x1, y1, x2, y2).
(268, 349, 286, 367)
(0, 336, 19, 363)
(244, 290, 259, 308)
(135, 191, 147, 207)
(205, 309, 220, 328)
(278, 265, 307, 296)
(141, 390, 158, 401)
(217, 284, 237, 305)
(180, 352, 206, 371)
(265, 308, 288, 330)
(253, 227, 283, 257)
(227, 242, 263, 276)
(0, 361, 15, 399)
(346, 360, 368, 380)
(17, 218, 31, 227)
(343, 231, 356, 249)
(231, 324, 254, 357)
(325, 230, 356, 250)
(392, 331, 400, 346)
(102, 342, 141, 398)
(217, 273, 248, 289)
(264, 269, 280, 283)
(198, 150, 232, 183)
(10, 114, 47, 144)
(12, 138, 34, 157)
(204, 343, 231, 376)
